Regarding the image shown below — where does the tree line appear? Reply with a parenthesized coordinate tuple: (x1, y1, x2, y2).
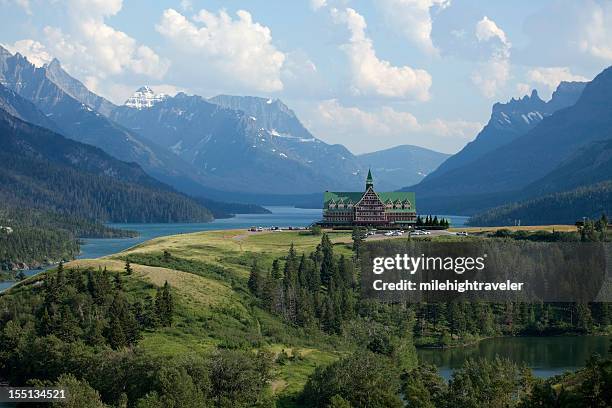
(416, 215, 450, 228)
(248, 234, 357, 335)
(0, 205, 136, 269)
(0, 149, 213, 223)
(468, 181, 612, 226)
(249, 233, 610, 349)
(300, 348, 611, 407)
(0, 262, 277, 407)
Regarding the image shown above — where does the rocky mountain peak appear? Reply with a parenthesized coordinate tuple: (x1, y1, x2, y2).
(124, 86, 168, 109)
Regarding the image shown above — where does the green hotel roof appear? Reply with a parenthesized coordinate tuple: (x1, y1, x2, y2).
(323, 190, 416, 212)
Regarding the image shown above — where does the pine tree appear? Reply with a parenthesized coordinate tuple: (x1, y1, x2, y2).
(260, 270, 277, 312)
(320, 234, 336, 286)
(107, 315, 127, 349)
(297, 254, 308, 288)
(248, 260, 261, 295)
(271, 259, 281, 280)
(124, 259, 133, 275)
(351, 227, 366, 258)
(114, 273, 123, 290)
(143, 294, 159, 328)
(86, 319, 106, 347)
(155, 281, 174, 327)
(338, 255, 354, 289)
(163, 250, 172, 263)
(39, 307, 53, 336)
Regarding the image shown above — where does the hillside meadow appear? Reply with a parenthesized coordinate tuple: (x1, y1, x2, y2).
(59, 230, 355, 400)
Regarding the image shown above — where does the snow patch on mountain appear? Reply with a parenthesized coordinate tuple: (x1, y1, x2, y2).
(125, 86, 168, 109)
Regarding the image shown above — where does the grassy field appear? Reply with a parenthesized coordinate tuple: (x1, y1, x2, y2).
(52, 225, 579, 401)
(62, 229, 354, 402)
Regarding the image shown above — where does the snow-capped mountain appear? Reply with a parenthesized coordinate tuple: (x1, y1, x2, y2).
(0, 46, 216, 197)
(112, 92, 368, 194)
(124, 86, 168, 109)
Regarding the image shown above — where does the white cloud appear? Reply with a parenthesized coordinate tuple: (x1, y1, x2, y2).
(310, 0, 327, 11)
(67, 0, 122, 17)
(516, 82, 531, 96)
(379, 0, 450, 56)
(527, 67, 588, 94)
(332, 7, 432, 100)
(3, 39, 52, 67)
(520, 1, 612, 68)
(307, 99, 481, 153)
(471, 59, 510, 99)
(471, 16, 511, 98)
(579, 3, 612, 60)
(6, 0, 169, 102)
(475, 16, 509, 45)
(156, 8, 285, 93)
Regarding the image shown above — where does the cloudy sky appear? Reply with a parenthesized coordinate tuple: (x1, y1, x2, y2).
(1, 0, 611, 154)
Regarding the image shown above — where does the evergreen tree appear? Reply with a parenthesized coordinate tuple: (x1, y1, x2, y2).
(106, 314, 127, 349)
(271, 259, 281, 280)
(114, 273, 123, 290)
(351, 227, 366, 259)
(124, 259, 133, 275)
(247, 260, 261, 295)
(320, 234, 336, 286)
(260, 270, 277, 312)
(155, 281, 174, 327)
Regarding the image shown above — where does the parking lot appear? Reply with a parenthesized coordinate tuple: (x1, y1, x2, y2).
(365, 228, 461, 240)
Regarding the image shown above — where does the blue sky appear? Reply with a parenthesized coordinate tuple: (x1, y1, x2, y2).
(1, 0, 611, 154)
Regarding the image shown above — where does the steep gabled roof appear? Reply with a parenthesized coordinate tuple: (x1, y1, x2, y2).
(324, 190, 416, 211)
(324, 191, 364, 207)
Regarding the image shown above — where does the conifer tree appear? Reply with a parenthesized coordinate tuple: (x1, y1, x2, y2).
(248, 260, 261, 295)
(155, 281, 174, 327)
(124, 259, 133, 275)
(107, 315, 127, 349)
(320, 234, 336, 286)
(260, 270, 277, 312)
(39, 307, 53, 336)
(271, 259, 281, 280)
(114, 273, 123, 290)
(351, 227, 366, 258)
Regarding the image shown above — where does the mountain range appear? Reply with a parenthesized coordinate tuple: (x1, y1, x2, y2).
(0, 46, 447, 201)
(423, 83, 585, 183)
(0, 47, 216, 198)
(0, 89, 213, 223)
(357, 145, 450, 190)
(2, 44, 608, 225)
(404, 66, 612, 224)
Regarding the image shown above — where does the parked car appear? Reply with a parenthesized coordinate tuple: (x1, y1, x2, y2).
(456, 231, 469, 236)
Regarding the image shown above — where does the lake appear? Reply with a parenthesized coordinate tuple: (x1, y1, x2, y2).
(0, 206, 322, 291)
(77, 206, 325, 260)
(1, 207, 469, 291)
(417, 335, 611, 379)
